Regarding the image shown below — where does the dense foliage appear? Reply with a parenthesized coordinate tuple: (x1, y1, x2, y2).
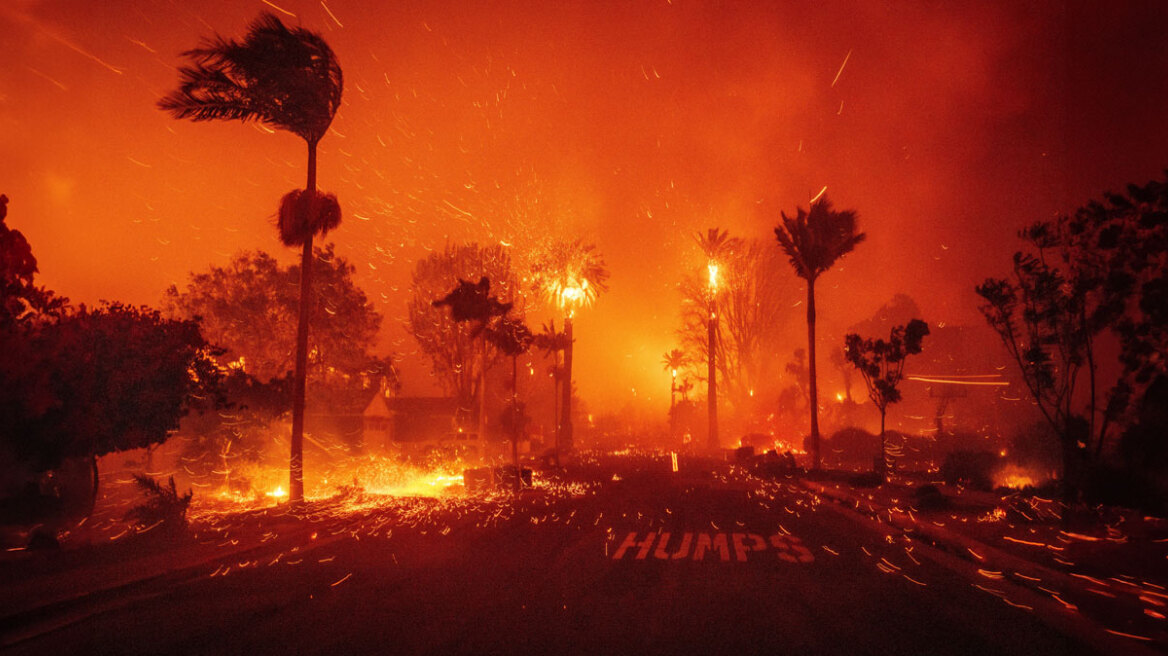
(0, 303, 222, 471)
(164, 245, 382, 386)
(977, 173, 1168, 495)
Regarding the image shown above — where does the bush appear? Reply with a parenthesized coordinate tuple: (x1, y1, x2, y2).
(941, 450, 996, 491)
(126, 474, 193, 532)
(1081, 464, 1165, 514)
(913, 484, 950, 511)
(847, 472, 884, 488)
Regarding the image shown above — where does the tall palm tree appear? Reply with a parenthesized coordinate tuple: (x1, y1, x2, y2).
(487, 315, 534, 489)
(662, 349, 686, 438)
(534, 320, 571, 464)
(530, 240, 609, 458)
(433, 277, 513, 445)
(773, 197, 866, 471)
(159, 13, 343, 503)
(695, 228, 742, 450)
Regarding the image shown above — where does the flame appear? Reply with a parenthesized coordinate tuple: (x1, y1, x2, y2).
(707, 262, 719, 291)
(266, 485, 287, 499)
(993, 464, 1045, 490)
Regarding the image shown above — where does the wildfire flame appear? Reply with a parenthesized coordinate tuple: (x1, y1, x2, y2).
(994, 464, 1045, 490)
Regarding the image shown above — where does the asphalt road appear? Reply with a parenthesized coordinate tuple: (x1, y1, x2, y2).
(4, 455, 1105, 655)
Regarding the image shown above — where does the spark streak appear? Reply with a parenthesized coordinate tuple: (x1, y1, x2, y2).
(831, 49, 852, 87)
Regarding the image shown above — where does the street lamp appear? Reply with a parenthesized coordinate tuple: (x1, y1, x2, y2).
(670, 367, 678, 438)
(706, 260, 719, 450)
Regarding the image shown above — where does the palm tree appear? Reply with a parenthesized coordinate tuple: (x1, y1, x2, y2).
(662, 349, 686, 438)
(534, 320, 571, 465)
(159, 13, 343, 503)
(694, 228, 742, 450)
(486, 315, 534, 488)
(433, 277, 513, 444)
(530, 240, 609, 458)
(773, 197, 866, 470)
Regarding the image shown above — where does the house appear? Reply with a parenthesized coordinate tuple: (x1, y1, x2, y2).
(362, 387, 482, 459)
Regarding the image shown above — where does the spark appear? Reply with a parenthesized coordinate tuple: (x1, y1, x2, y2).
(1105, 629, 1152, 642)
(27, 67, 67, 90)
(261, 0, 297, 17)
(830, 49, 852, 88)
(810, 186, 828, 204)
(907, 376, 1009, 386)
(321, 1, 343, 27)
(126, 37, 156, 53)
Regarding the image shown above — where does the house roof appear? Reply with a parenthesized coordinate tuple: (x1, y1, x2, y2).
(363, 391, 392, 418)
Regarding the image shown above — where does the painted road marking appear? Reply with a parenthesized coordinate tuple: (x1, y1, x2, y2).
(612, 531, 815, 563)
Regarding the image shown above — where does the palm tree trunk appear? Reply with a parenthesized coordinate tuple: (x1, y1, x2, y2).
(289, 141, 317, 505)
(511, 354, 521, 490)
(561, 317, 574, 457)
(669, 379, 676, 440)
(551, 359, 560, 467)
(478, 332, 487, 445)
(879, 408, 887, 481)
(707, 298, 718, 450)
(807, 278, 820, 471)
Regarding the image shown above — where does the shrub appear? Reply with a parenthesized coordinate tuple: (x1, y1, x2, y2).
(913, 484, 950, 511)
(941, 450, 996, 491)
(126, 474, 193, 532)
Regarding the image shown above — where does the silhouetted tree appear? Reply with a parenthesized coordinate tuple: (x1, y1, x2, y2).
(534, 320, 571, 463)
(774, 196, 867, 470)
(784, 348, 810, 410)
(164, 246, 380, 385)
(159, 12, 344, 503)
(530, 240, 609, 456)
(408, 244, 520, 422)
(692, 229, 741, 448)
(977, 174, 1168, 497)
(0, 304, 222, 513)
(662, 349, 686, 438)
(486, 315, 534, 488)
(434, 276, 514, 441)
(845, 319, 929, 479)
(828, 347, 853, 403)
(679, 239, 794, 429)
(0, 195, 64, 328)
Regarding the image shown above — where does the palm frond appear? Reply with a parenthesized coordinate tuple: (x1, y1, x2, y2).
(159, 12, 343, 144)
(774, 196, 866, 282)
(278, 189, 341, 246)
(529, 239, 610, 312)
(695, 227, 742, 262)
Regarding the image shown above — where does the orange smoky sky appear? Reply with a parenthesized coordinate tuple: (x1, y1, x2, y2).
(3, 0, 1168, 412)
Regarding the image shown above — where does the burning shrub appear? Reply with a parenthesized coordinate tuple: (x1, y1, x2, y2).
(126, 474, 193, 532)
(940, 450, 996, 491)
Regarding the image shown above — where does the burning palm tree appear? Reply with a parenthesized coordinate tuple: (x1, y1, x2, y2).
(530, 240, 609, 458)
(159, 13, 343, 504)
(773, 197, 866, 470)
(695, 228, 742, 449)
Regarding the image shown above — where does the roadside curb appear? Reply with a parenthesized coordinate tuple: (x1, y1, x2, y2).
(0, 513, 339, 648)
(800, 479, 1081, 589)
(798, 477, 1163, 656)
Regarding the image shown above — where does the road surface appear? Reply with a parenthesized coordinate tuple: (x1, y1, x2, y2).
(3, 455, 1108, 655)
